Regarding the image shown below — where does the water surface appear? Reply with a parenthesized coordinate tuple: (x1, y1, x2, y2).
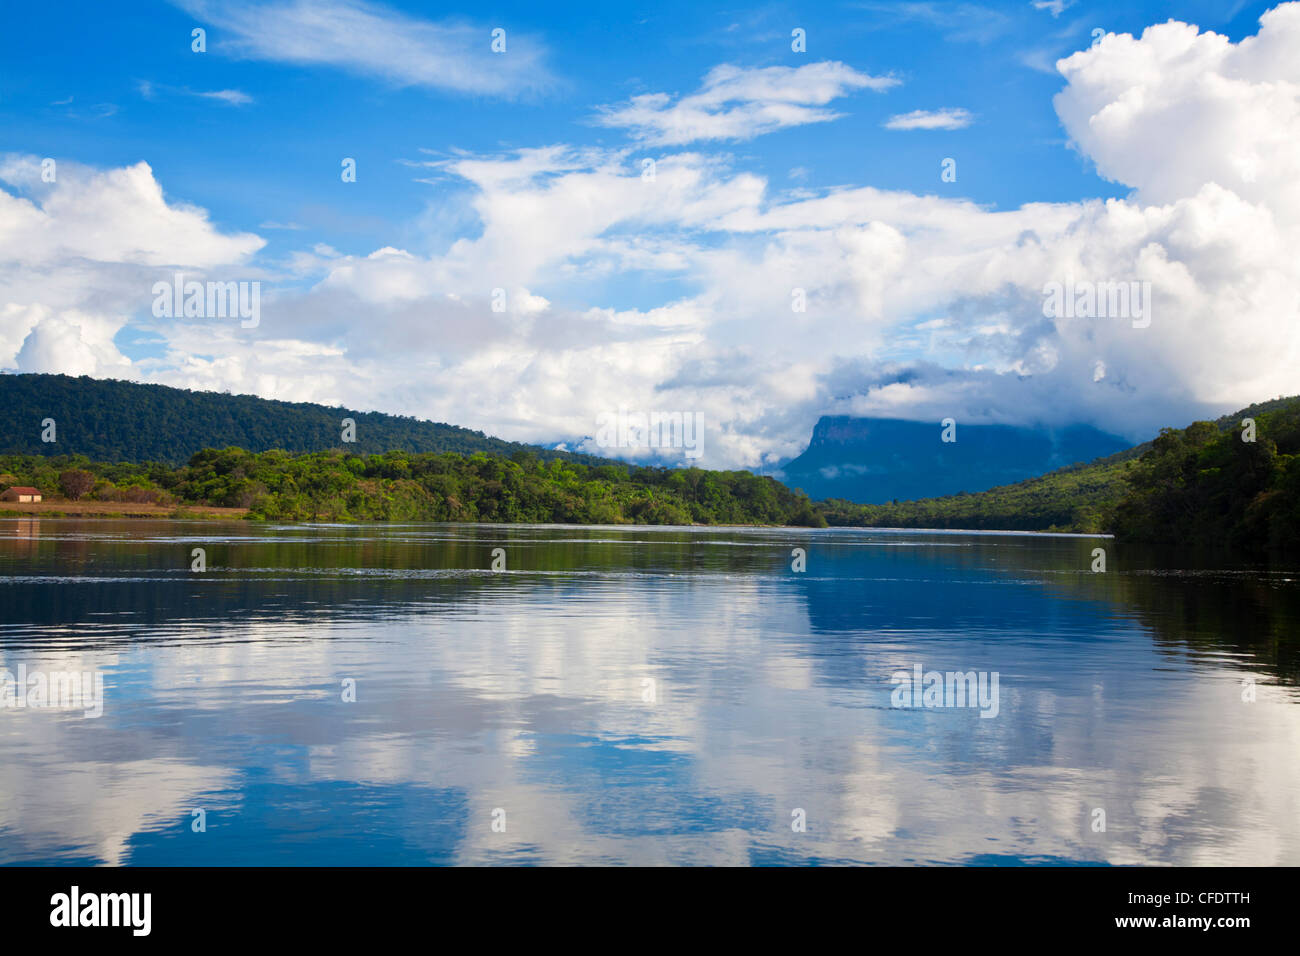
(2, 518, 1297, 865)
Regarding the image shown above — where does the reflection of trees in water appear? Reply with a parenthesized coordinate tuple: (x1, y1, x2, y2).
(788, 535, 1300, 690)
(8, 522, 1299, 690)
(0, 521, 808, 646)
(1042, 543, 1300, 688)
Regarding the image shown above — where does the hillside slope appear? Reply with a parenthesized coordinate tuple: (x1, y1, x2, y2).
(1112, 400, 1300, 551)
(0, 373, 612, 467)
(817, 455, 1135, 533)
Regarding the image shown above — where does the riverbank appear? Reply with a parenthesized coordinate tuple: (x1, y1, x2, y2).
(0, 500, 248, 519)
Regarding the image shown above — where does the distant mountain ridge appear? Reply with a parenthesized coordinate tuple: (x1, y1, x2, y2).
(0, 373, 615, 467)
(817, 394, 1300, 542)
(779, 415, 1131, 503)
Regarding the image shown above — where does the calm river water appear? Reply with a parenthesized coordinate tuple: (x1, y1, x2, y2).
(1, 518, 1297, 865)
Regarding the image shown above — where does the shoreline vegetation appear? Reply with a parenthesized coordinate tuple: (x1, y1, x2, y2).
(3, 397, 1298, 551)
(1, 447, 828, 527)
(1, 500, 247, 519)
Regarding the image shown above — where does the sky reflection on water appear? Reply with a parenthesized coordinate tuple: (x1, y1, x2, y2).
(1, 518, 1298, 865)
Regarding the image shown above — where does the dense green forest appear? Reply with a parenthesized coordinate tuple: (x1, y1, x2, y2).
(1110, 402, 1300, 552)
(816, 454, 1135, 533)
(0, 373, 612, 467)
(0, 447, 827, 526)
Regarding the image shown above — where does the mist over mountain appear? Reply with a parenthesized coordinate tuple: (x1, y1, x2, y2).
(778, 416, 1130, 503)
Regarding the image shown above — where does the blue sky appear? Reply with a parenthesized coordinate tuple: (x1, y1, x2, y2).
(9, 0, 1262, 248)
(2, 0, 1298, 467)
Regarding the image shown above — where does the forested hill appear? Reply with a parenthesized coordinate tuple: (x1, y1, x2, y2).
(1111, 397, 1300, 552)
(0, 373, 612, 467)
